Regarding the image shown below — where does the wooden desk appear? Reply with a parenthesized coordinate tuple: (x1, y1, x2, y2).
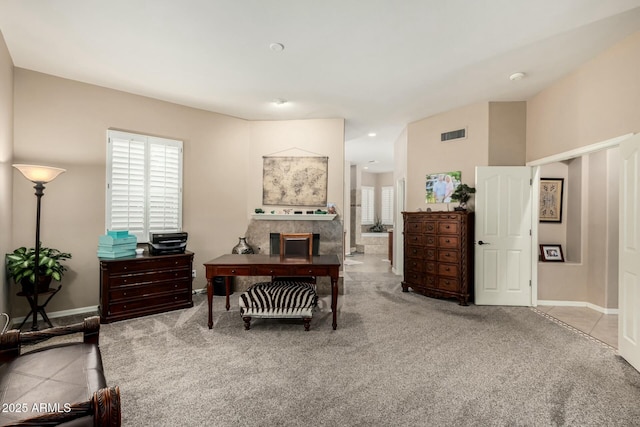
(204, 254, 341, 330)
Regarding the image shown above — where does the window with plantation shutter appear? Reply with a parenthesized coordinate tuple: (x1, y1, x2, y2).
(106, 130, 183, 242)
(381, 186, 394, 225)
(361, 186, 374, 225)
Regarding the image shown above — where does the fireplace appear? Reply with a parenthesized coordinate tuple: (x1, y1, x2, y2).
(233, 217, 344, 295)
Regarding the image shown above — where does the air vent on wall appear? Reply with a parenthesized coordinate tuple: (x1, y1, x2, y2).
(441, 128, 466, 142)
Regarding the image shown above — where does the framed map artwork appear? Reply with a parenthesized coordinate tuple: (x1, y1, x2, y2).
(262, 156, 328, 206)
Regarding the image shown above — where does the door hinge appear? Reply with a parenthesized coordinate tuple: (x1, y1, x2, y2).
(529, 178, 532, 185)
(529, 229, 532, 236)
(529, 280, 532, 287)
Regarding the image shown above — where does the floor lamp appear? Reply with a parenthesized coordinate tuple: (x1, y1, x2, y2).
(13, 164, 66, 331)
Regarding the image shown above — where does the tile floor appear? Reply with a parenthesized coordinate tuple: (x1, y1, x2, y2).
(345, 252, 619, 349)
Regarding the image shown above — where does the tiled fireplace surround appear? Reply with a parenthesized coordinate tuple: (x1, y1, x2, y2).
(235, 217, 344, 295)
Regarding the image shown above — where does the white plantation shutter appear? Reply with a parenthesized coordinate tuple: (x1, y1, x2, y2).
(381, 186, 394, 225)
(361, 186, 374, 225)
(106, 130, 183, 242)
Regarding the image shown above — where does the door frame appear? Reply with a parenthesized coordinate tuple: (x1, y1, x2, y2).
(525, 133, 633, 306)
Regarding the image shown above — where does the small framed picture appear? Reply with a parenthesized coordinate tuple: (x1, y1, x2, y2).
(540, 244, 564, 262)
(539, 178, 564, 223)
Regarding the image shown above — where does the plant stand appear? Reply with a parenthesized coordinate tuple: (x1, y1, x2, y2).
(16, 285, 61, 330)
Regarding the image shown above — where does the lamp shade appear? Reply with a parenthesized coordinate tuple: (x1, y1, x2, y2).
(13, 164, 66, 183)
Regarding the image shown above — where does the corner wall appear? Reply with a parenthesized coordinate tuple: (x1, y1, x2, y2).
(11, 69, 344, 318)
(0, 31, 13, 315)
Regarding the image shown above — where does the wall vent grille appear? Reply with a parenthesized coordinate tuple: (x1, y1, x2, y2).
(441, 128, 466, 142)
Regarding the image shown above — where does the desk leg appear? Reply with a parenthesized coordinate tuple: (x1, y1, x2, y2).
(225, 277, 231, 311)
(207, 277, 214, 329)
(331, 275, 338, 330)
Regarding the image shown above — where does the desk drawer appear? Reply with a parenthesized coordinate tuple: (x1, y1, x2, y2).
(293, 266, 330, 276)
(214, 266, 252, 276)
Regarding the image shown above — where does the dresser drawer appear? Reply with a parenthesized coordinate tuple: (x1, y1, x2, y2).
(104, 256, 191, 274)
(438, 249, 459, 263)
(110, 279, 190, 301)
(109, 269, 190, 287)
(438, 221, 459, 234)
(108, 291, 191, 315)
(438, 236, 459, 248)
(425, 235, 437, 247)
(425, 262, 437, 275)
(425, 248, 437, 261)
(404, 219, 424, 233)
(406, 245, 424, 259)
(405, 234, 424, 246)
(425, 221, 437, 233)
(404, 269, 424, 284)
(438, 263, 459, 277)
(438, 277, 460, 292)
(405, 259, 424, 272)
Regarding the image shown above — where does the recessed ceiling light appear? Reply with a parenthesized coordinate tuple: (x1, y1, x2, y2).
(270, 43, 285, 52)
(368, 132, 377, 137)
(509, 72, 526, 81)
(272, 98, 287, 106)
(363, 166, 369, 170)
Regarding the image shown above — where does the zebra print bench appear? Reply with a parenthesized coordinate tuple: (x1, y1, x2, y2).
(239, 281, 318, 331)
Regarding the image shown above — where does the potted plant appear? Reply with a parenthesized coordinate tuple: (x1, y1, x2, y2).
(6, 245, 72, 294)
(450, 184, 476, 211)
(369, 217, 385, 232)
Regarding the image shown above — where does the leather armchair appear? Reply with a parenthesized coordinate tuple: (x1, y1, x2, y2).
(0, 316, 120, 426)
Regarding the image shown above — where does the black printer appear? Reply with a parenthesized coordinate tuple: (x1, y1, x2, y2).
(148, 232, 188, 255)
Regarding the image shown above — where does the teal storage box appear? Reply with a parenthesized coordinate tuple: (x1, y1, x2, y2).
(99, 235, 137, 246)
(107, 230, 130, 238)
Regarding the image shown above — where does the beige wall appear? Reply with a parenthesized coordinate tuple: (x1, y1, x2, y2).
(488, 101, 526, 166)
(11, 69, 344, 317)
(406, 102, 489, 211)
(529, 31, 639, 308)
(0, 31, 13, 314)
(248, 119, 345, 216)
(527, 31, 640, 162)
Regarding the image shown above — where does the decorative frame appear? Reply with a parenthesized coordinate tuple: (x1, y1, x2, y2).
(539, 178, 564, 222)
(540, 244, 564, 262)
(262, 156, 328, 206)
(426, 171, 461, 204)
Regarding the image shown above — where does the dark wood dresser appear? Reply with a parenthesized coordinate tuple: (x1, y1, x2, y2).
(99, 251, 194, 323)
(402, 211, 474, 305)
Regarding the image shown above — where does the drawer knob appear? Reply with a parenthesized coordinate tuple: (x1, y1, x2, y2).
(231, 270, 236, 274)
(445, 239, 450, 243)
(123, 292, 127, 296)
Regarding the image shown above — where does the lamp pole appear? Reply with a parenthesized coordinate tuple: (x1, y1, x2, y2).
(31, 181, 45, 331)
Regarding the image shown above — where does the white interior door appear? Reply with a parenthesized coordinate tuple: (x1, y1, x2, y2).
(475, 166, 532, 305)
(619, 133, 640, 372)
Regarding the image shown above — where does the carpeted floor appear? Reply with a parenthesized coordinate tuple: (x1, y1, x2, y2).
(83, 267, 640, 426)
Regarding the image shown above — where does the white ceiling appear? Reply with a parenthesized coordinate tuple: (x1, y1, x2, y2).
(1, 1, 640, 172)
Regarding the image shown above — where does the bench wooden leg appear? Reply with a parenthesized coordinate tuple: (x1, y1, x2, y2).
(242, 316, 251, 330)
(303, 317, 311, 331)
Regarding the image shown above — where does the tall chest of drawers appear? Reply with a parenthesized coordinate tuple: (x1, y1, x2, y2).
(402, 211, 474, 305)
(99, 251, 194, 323)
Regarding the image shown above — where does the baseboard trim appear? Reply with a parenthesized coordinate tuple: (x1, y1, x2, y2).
(11, 305, 99, 327)
(537, 300, 619, 315)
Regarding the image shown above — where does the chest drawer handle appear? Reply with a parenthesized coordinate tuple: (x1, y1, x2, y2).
(231, 269, 236, 274)
(445, 239, 450, 243)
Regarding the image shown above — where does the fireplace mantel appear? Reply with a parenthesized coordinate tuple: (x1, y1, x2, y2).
(251, 213, 337, 221)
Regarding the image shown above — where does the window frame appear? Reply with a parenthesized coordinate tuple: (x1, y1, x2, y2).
(361, 186, 375, 225)
(106, 130, 183, 243)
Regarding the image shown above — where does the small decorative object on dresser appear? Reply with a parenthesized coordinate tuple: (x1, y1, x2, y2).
(401, 211, 474, 305)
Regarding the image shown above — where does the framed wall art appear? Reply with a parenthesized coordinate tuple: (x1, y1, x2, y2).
(426, 171, 461, 204)
(539, 178, 564, 222)
(540, 244, 564, 262)
(262, 156, 328, 206)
